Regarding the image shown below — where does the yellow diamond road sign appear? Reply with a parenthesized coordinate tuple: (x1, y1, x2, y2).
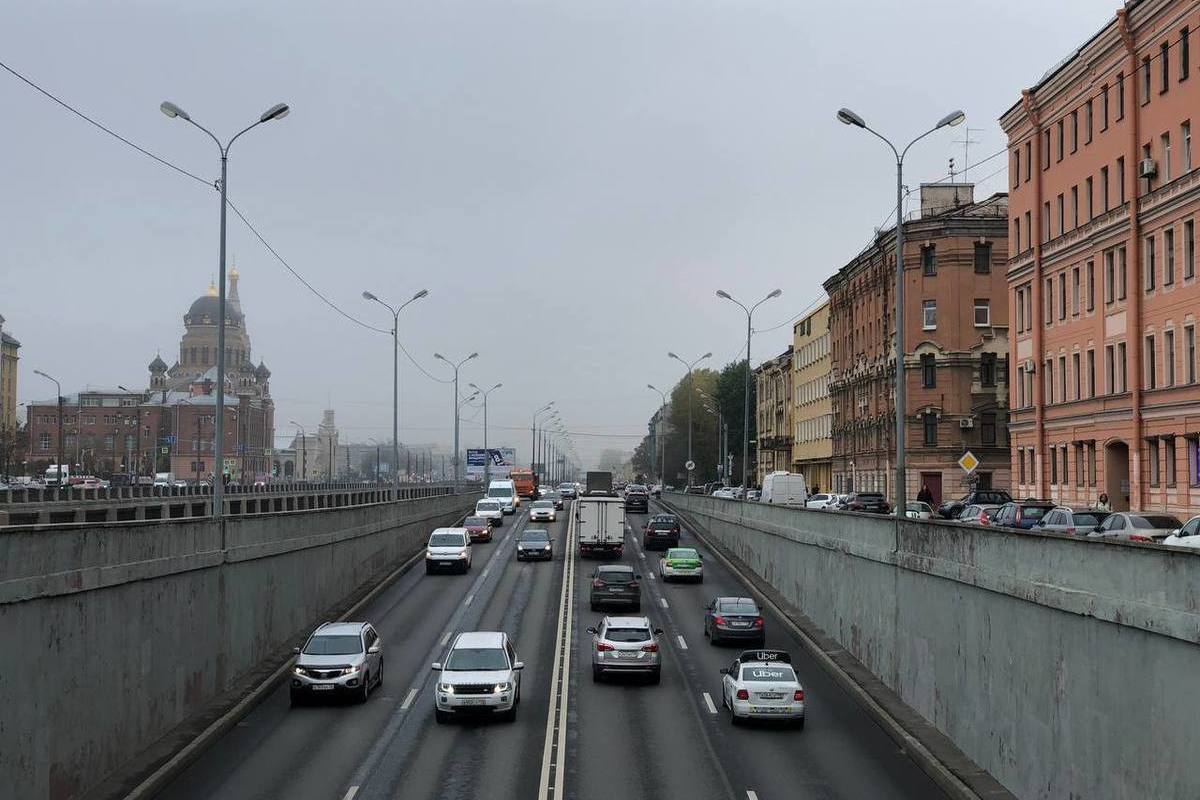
(958, 451, 980, 474)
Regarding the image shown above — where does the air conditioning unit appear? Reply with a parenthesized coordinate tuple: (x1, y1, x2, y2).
(959, 418, 974, 429)
(1139, 158, 1158, 179)
(1023, 358, 1035, 373)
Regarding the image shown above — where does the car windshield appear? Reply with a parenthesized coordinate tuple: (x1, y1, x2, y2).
(906, 503, 928, 511)
(649, 521, 676, 530)
(1131, 515, 1183, 529)
(465, 516, 487, 526)
(489, 487, 514, 498)
(741, 664, 796, 682)
(667, 548, 699, 560)
(303, 635, 362, 655)
(597, 569, 635, 584)
(533, 501, 553, 508)
(1020, 506, 1050, 520)
(521, 531, 549, 542)
(477, 502, 500, 511)
(445, 647, 509, 671)
(429, 533, 465, 547)
(604, 627, 651, 642)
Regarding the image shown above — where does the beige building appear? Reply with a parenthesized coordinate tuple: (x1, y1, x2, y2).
(0, 315, 18, 437)
(754, 346, 793, 484)
(792, 301, 833, 494)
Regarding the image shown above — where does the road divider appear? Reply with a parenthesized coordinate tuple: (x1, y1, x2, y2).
(537, 505, 576, 800)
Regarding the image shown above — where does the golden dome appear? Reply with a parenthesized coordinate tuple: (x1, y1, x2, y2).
(206, 281, 218, 297)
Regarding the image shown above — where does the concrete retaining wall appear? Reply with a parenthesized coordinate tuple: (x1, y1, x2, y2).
(0, 491, 477, 800)
(665, 495, 1200, 800)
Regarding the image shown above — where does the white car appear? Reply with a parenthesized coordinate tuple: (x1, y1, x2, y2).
(711, 488, 737, 500)
(720, 649, 805, 727)
(805, 493, 835, 509)
(432, 631, 523, 723)
(905, 501, 934, 520)
(1162, 515, 1200, 549)
(529, 500, 557, 522)
(425, 528, 473, 574)
(475, 498, 504, 527)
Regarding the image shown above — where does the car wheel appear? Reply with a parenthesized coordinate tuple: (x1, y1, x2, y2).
(729, 709, 742, 726)
(425, 563, 434, 575)
(434, 708, 449, 724)
(710, 631, 721, 646)
(631, 602, 641, 612)
(358, 672, 371, 703)
(649, 667, 661, 685)
(592, 665, 602, 682)
(795, 716, 805, 730)
(590, 601, 599, 612)
(502, 703, 518, 722)
(377, 659, 384, 688)
(696, 575, 704, 584)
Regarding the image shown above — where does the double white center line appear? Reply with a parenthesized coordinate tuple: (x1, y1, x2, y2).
(537, 507, 575, 800)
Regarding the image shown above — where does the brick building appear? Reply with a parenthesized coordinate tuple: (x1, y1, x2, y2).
(1002, 0, 1200, 514)
(755, 347, 793, 484)
(791, 301, 833, 494)
(0, 315, 20, 478)
(824, 184, 1011, 506)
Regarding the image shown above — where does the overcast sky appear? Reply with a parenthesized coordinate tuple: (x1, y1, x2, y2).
(3, 0, 1107, 466)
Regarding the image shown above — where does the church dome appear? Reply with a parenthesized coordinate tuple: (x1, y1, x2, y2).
(255, 361, 271, 379)
(186, 285, 244, 324)
(148, 354, 168, 372)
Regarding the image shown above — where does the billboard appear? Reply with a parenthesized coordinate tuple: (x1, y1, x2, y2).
(466, 447, 516, 478)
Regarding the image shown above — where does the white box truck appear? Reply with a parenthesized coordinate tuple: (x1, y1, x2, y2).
(760, 471, 808, 506)
(576, 495, 626, 558)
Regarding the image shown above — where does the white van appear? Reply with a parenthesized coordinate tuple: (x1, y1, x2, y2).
(760, 471, 808, 507)
(488, 480, 518, 515)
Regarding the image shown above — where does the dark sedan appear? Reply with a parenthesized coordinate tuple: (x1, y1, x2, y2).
(842, 492, 891, 514)
(991, 500, 1057, 530)
(938, 489, 1013, 519)
(589, 564, 641, 612)
(704, 596, 765, 647)
(642, 514, 681, 550)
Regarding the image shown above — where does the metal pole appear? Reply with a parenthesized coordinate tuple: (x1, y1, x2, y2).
(213, 153, 228, 515)
(743, 314, 751, 490)
(893, 157, 906, 520)
(57, 392, 64, 485)
(453, 370, 460, 491)
(392, 315, 399, 485)
(483, 393, 489, 485)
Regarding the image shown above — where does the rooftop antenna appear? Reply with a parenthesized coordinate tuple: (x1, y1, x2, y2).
(954, 126, 982, 181)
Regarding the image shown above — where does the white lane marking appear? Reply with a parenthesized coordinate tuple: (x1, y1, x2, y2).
(638, 551, 646, 560)
(676, 634, 688, 650)
(342, 787, 359, 800)
(400, 688, 417, 710)
(482, 567, 490, 578)
(439, 630, 452, 647)
(538, 498, 575, 800)
(465, 593, 474, 606)
(746, 792, 760, 800)
(659, 597, 669, 609)
(703, 692, 718, 714)
(647, 571, 656, 581)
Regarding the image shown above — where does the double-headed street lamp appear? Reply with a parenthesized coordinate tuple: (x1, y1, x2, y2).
(531, 402, 555, 481)
(33, 370, 64, 485)
(363, 289, 429, 485)
(836, 106, 965, 519)
(468, 382, 503, 484)
(160, 98, 289, 517)
(716, 289, 781, 492)
(646, 384, 668, 490)
(434, 352, 477, 491)
(667, 351, 711, 487)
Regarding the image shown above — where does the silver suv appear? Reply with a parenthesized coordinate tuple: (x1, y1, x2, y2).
(587, 615, 663, 683)
(290, 621, 383, 705)
(432, 631, 524, 723)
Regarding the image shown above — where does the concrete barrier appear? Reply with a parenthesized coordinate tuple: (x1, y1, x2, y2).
(0, 490, 478, 800)
(664, 494, 1200, 800)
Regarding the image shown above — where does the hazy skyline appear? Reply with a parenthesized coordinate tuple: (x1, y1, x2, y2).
(3, 0, 1107, 466)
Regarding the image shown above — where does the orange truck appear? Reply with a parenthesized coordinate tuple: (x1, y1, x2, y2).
(510, 468, 537, 499)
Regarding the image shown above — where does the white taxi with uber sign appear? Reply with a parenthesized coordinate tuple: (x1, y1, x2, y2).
(719, 650, 805, 727)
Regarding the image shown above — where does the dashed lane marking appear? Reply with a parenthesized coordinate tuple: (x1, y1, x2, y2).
(400, 688, 417, 710)
(648, 572, 656, 581)
(465, 593, 474, 606)
(659, 597, 669, 609)
(676, 635, 688, 650)
(746, 792, 760, 800)
(703, 693, 718, 714)
(342, 787, 359, 800)
(439, 630, 452, 647)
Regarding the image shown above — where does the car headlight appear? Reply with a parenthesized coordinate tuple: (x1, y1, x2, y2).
(493, 682, 511, 693)
(342, 664, 360, 675)
(439, 683, 455, 694)
(293, 666, 306, 676)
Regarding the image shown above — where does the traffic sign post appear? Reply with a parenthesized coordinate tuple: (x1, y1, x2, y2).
(685, 460, 696, 472)
(957, 451, 980, 475)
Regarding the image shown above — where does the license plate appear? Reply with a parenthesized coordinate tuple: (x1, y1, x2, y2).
(758, 692, 784, 699)
(312, 684, 335, 691)
(608, 588, 624, 593)
(729, 621, 749, 628)
(460, 698, 485, 705)
(440, 561, 453, 566)
(614, 651, 638, 659)
(752, 706, 786, 713)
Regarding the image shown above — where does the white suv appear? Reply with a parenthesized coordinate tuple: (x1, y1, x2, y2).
(431, 631, 524, 723)
(290, 621, 383, 705)
(425, 528, 473, 574)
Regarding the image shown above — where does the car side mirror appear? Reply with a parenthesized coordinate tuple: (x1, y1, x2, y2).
(513, 661, 525, 670)
(719, 667, 729, 675)
(431, 662, 442, 671)
(293, 646, 301, 655)
(368, 643, 381, 654)
(654, 628, 664, 636)
(585, 626, 598, 634)
(635, 575, 641, 580)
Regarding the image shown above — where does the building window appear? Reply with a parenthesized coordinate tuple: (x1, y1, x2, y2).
(1102, 84, 1110, 129)
(1059, 355, 1067, 402)
(1024, 140, 1032, 182)
(981, 412, 996, 446)
(974, 299, 991, 327)
(974, 242, 991, 273)
(1166, 227, 1176, 285)
(39, 432, 51, 451)
(1105, 345, 1115, 394)
(1056, 194, 1064, 234)
(1119, 245, 1128, 298)
(1044, 129, 1051, 169)
(1146, 236, 1157, 291)
(1071, 185, 1079, 228)
(1045, 359, 1054, 404)
(1070, 110, 1078, 152)
(1100, 167, 1110, 212)
(922, 300, 936, 330)
(1117, 72, 1126, 119)
(1071, 267, 1080, 315)
(1085, 99, 1094, 143)
(1149, 439, 1160, 486)
(1018, 448, 1026, 484)
(1105, 250, 1115, 303)
(1075, 442, 1085, 486)
(923, 415, 937, 446)
(1086, 176, 1094, 219)
(1142, 55, 1153, 102)
(1161, 42, 1171, 92)
(1013, 150, 1020, 188)
(1179, 220, 1197, 284)
(1190, 437, 1200, 487)
(981, 353, 997, 387)
(1166, 329, 1176, 386)
(1087, 349, 1096, 397)
(1086, 261, 1095, 311)
(1025, 210, 1032, 245)
(1117, 157, 1126, 203)
(1187, 325, 1197, 384)
(1061, 445, 1070, 486)
(1058, 274, 1066, 320)
(1184, 27, 1192, 79)
(1146, 335, 1158, 389)
(1056, 120, 1065, 161)
(1044, 278, 1053, 323)
(921, 353, 937, 388)
(922, 245, 936, 276)
(1184, 121, 1193, 171)
(103, 434, 115, 451)
(1050, 445, 1059, 484)
(1013, 218, 1022, 251)
(1073, 352, 1081, 399)
(1164, 132, 1173, 181)
(1118, 342, 1128, 392)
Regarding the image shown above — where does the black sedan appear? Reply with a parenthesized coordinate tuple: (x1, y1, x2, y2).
(704, 596, 765, 647)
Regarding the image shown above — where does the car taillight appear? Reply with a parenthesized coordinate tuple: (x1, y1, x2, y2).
(753, 617, 764, 628)
(592, 579, 604, 589)
(1066, 527, 1075, 536)
(1128, 535, 1153, 542)
(641, 642, 658, 652)
(794, 689, 805, 702)
(596, 642, 615, 652)
(713, 615, 726, 626)
(736, 689, 749, 700)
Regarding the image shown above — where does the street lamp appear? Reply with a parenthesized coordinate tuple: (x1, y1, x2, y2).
(716, 289, 781, 492)
(289, 420, 307, 482)
(161, 98, 289, 517)
(469, 382, 503, 484)
(434, 352, 477, 490)
(667, 351, 712, 487)
(836, 105, 964, 519)
(33, 370, 64, 487)
(531, 401, 555, 483)
(362, 288, 429, 485)
(647, 384, 668, 491)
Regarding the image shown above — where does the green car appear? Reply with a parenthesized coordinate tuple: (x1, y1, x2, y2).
(658, 547, 703, 583)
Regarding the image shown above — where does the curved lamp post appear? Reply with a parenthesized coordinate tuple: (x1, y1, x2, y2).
(667, 351, 712, 487)
(363, 289, 429, 484)
(716, 289, 781, 491)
